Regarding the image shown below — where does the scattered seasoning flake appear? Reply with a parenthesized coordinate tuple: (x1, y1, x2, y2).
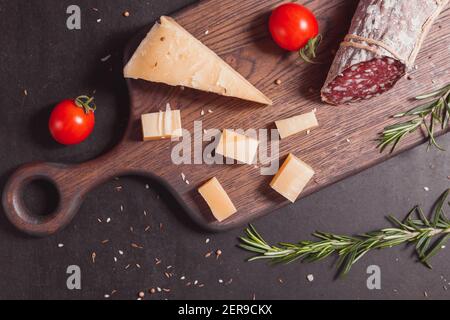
(115, 186, 123, 192)
(424, 291, 428, 297)
(181, 172, 186, 181)
(216, 249, 222, 258)
(24, 89, 28, 96)
(123, 11, 130, 17)
(119, 250, 124, 255)
(106, 217, 111, 223)
(92, 252, 96, 263)
(205, 238, 210, 244)
(307, 274, 314, 282)
(346, 138, 351, 143)
(145, 226, 151, 232)
(180, 276, 186, 280)
(113, 257, 117, 262)
(201, 109, 205, 116)
(163, 288, 171, 292)
(97, 218, 102, 223)
(145, 184, 150, 189)
(132, 243, 143, 249)
(138, 291, 145, 298)
(204, 30, 209, 35)
(149, 288, 156, 294)
(157, 287, 162, 292)
(205, 252, 212, 258)
(275, 79, 282, 85)
(278, 278, 284, 284)
(306, 129, 311, 135)
(424, 187, 430, 192)
(120, 205, 124, 212)
(104, 294, 110, 299)
(185, 179, 190, 185)
(125, 264, 131, 270)
(194, 280, 199, 285)
(101, 54, 111, 62)
(101, 239, 109, 244)
(97, 18, 102, 23)
(58, 243, 64, 248)
(252, 293, 256, 300)
(198, 284, 205, 288)
(155, 258, 162, 265)
(218, 279, 223, 284)
(167, 265, 173, 269)
(208, 109, 213, 114)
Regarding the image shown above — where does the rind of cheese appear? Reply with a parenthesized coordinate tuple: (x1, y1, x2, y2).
(124, 16, 272, 105)
(215, 130, 259, 165)
(141, 108, 182, 140)
(270, 154, 315, 203)
(275, 111, 319, 139)
(198, 177, 237, 222)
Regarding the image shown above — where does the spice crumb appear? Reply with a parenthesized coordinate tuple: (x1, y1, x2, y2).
(106, 217, 111, 223)
(104, 294, 110, 299)
(216, 249, 222, 258)
(123, 11, 130, 17)
(275, 79, 282, 85)
(101, 54, 111, 62)
(91, 252, 96, 264)
(424, 187, 430, 192)
(58, 243, 64, 248)
(101, 239, 109, 244)
(205, 238, 210, 244)
(307, 274, 314, 282)
(149, 288, 156, 294)
(204, 30, 209, 35)
(145, 184, 150, 189)
(138, 291, 145, 298)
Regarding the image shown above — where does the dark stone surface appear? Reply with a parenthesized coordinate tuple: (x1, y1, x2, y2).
(0, 0, 449, 300)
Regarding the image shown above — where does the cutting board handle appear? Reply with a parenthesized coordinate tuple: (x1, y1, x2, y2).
(2, 156, 123, 237)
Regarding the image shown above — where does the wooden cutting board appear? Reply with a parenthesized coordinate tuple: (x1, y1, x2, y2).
(3, 0, 450, 236)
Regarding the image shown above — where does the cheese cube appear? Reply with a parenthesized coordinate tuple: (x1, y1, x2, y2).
(198, 177, 237, 222)
(215, 130, 259, 164)
(141, 108, 182, 141)
(275, 111, 319, 139)
(270, 154, 315, 203)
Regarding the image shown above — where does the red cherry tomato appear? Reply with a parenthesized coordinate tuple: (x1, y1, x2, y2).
(269, 3, 319, 52)
(49, 96, 96, 145)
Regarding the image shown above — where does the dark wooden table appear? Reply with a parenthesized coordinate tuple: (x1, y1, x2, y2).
(0, 0, 449, 300)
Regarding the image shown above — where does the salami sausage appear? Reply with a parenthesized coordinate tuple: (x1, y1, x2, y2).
(321, 0, 448, 105)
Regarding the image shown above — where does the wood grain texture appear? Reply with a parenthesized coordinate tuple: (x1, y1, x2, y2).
(3, 0, 450, 236)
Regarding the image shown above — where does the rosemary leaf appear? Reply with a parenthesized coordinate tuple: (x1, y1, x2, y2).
(378, 83, 450, 153)
(238, 189, 450, 278)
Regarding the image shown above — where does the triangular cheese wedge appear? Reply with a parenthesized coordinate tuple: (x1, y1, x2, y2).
(124, 16, 272, 105)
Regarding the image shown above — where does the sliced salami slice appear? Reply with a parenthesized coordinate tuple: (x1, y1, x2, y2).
(321, 0, 448, 105)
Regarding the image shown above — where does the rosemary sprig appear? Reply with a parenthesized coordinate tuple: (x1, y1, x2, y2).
(239, 189, 450, 277)
(378, 83, 450, 153)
